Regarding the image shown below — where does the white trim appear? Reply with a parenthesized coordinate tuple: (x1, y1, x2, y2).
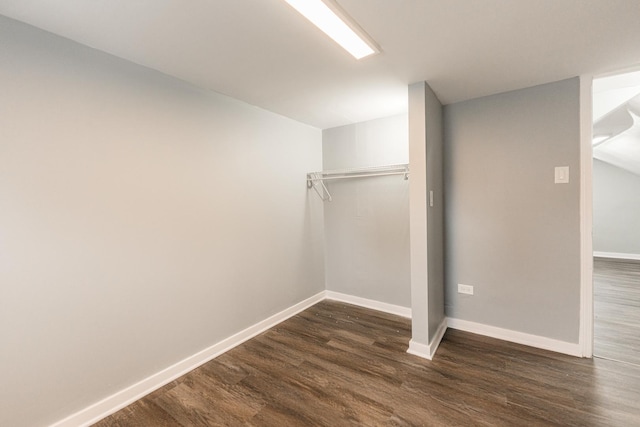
(48, 290, 592, 427)
(324, 290, 412, 318)
(447, 317, 582, 357)
(429, 317, 448, 355)
(593, 251, 640, 261)
(429, 318, 448, 357)
(50, 292, 325, 427)
(407, 340, 431, 359)
(406, 317, 447, 360)
(579, 74, 594, 358)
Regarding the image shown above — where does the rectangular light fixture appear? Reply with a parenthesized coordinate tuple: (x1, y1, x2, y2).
(284, 0, 380, 59)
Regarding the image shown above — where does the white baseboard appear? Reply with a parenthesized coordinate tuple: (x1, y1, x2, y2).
(406, 317, 447, 360)
(50, 291, 325, 427)
(50, 292, 588, 426)
(447, 317, 582, 357)
(430, 318, 448, 357)
(324, 291, 412, 318)
(593, 251, 640, 261)
(407, 340, 431, 359)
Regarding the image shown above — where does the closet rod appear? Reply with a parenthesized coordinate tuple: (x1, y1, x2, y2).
(308, 170, 408, 181)
(306, 163, 409, 202)
(307, 163, 409, 181)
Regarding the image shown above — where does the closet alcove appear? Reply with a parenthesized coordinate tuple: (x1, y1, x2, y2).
(311, 81, 446, 359)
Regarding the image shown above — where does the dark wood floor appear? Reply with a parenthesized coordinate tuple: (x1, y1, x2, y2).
(95, 300, 640, 426)
(594, 257, 640, 366)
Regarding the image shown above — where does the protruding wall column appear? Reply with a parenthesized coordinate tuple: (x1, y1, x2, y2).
(408, 81, 446, 359)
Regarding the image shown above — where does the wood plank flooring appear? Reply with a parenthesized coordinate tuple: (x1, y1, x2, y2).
(594, 257, 640, 366)
(95, 300, 640, 426)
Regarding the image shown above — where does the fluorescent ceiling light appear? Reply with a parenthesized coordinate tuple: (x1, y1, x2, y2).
(284, 0, 380, 59)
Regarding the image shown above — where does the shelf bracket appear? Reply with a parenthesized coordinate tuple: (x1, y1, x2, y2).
(307, 172, 332, 201)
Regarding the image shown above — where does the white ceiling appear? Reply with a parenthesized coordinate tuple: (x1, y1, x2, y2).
(593, 70, 640, 176)
(2, 0, 640, 129)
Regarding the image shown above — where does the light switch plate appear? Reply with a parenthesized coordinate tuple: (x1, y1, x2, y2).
(555, 166, 569, 184)
(458, 284, 474, 295)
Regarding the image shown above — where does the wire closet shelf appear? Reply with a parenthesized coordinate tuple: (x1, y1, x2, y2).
(306, 163, 409, 201)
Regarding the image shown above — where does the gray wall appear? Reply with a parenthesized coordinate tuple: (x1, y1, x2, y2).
(322, 114, 410, 307)
(408, 81, 445, 351)
(424, 84, 446, 339)
(444, 78, 581, 343)
(593, 159, 640, 256)
(0, 16, 324, 427)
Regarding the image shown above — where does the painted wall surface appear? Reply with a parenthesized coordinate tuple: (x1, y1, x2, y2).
(322, 114, 410, 307)
(0, 16, 324, 427)
(424, 84, 446, 340)
(593, 159, 640, 256)
(408, 82, 429, 345)
(408, 82, 445, 352)
(444, 78, 581, 343)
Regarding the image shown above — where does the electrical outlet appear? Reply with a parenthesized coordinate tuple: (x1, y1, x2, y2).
(458, 284, 474, 295)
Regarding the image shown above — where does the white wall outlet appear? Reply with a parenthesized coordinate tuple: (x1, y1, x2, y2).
(458, 284, 474, 295)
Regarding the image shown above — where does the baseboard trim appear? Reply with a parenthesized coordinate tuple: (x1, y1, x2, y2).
(407, 317, 447, 360)
(429, 318, 448, 357)
(48, 291, 587, 426)
(593, 251, 640, 261)
(324, 291, 412, 318)
(407, 340, 431, 359)
(50, 291, 326, 427)
(447, 317, 582, 357)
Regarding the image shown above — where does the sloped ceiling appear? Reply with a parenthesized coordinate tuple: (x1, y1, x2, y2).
(1, 0, 640, 129)
(593, 71, 640, 176)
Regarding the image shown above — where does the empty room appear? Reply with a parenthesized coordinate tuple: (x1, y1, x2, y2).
(2, 1, 640, 426)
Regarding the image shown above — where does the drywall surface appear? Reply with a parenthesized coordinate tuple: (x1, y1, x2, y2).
(0, 16, 324, 427)
(444, 78, 581, 343)
(322, 114, 410, 307)
(408, 82, 445, 351)
(424, 84, 446, 340)
(593, 159, 640, 256)
(408, 82, 429, 345)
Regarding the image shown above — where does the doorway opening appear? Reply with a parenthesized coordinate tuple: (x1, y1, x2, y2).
(592, 69, 640, 366)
